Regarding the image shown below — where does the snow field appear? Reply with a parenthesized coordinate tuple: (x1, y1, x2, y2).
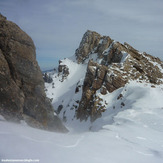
(1, 81, 163, 163)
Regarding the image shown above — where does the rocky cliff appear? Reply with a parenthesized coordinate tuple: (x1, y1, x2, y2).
(0, 14, 68, 132)
(75, 30, 163, 121)
(44, 30, 163, 124)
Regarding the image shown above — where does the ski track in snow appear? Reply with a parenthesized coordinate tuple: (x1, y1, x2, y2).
(19, 134, 84, 148)
(135, 151, 153, 156)
(60, 135, 84, 148)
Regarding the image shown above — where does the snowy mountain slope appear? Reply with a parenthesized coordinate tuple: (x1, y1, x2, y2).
(44, 30, 163, 125)
(92, 81, 163, 131)
(0, 82, 163, 163)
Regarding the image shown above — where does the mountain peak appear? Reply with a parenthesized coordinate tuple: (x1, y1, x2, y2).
(75, 30, 102, 63)
(45, 30, 163, 123)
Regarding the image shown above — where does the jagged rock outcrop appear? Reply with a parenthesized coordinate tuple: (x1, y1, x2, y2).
(75, 30, 101, 63)
(0, 14, 68, 132)
(76, 30, 163, 121)
(43, 73, 53, 83)
(58, 60, 69, 82)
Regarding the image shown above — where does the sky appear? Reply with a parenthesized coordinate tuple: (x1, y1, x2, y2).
(0, 0, 163, 70)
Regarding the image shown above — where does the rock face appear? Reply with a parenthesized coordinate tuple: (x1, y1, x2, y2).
(0, 14, 68, 132)
(75, 30, 163, 121)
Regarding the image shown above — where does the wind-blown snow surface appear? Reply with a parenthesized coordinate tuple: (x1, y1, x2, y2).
(0, 81, 163, 163)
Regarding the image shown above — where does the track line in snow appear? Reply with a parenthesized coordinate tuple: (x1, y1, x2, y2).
(20, 134, 84, 148)
(59, 135, 85, 148)
(135, 150, 153, 156)
(136, 137, 147, 140)
(20, 135, 55, 144)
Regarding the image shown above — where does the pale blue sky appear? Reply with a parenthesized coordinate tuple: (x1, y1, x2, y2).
(0, 0, 163, 70)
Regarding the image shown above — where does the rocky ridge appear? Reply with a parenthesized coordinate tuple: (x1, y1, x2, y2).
(0, 14, 68, 132)
(75, 30, 163, 121)
(45, 30, 163, 123)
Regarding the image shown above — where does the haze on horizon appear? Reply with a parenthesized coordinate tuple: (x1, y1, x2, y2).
(0, 0, 163, 70)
